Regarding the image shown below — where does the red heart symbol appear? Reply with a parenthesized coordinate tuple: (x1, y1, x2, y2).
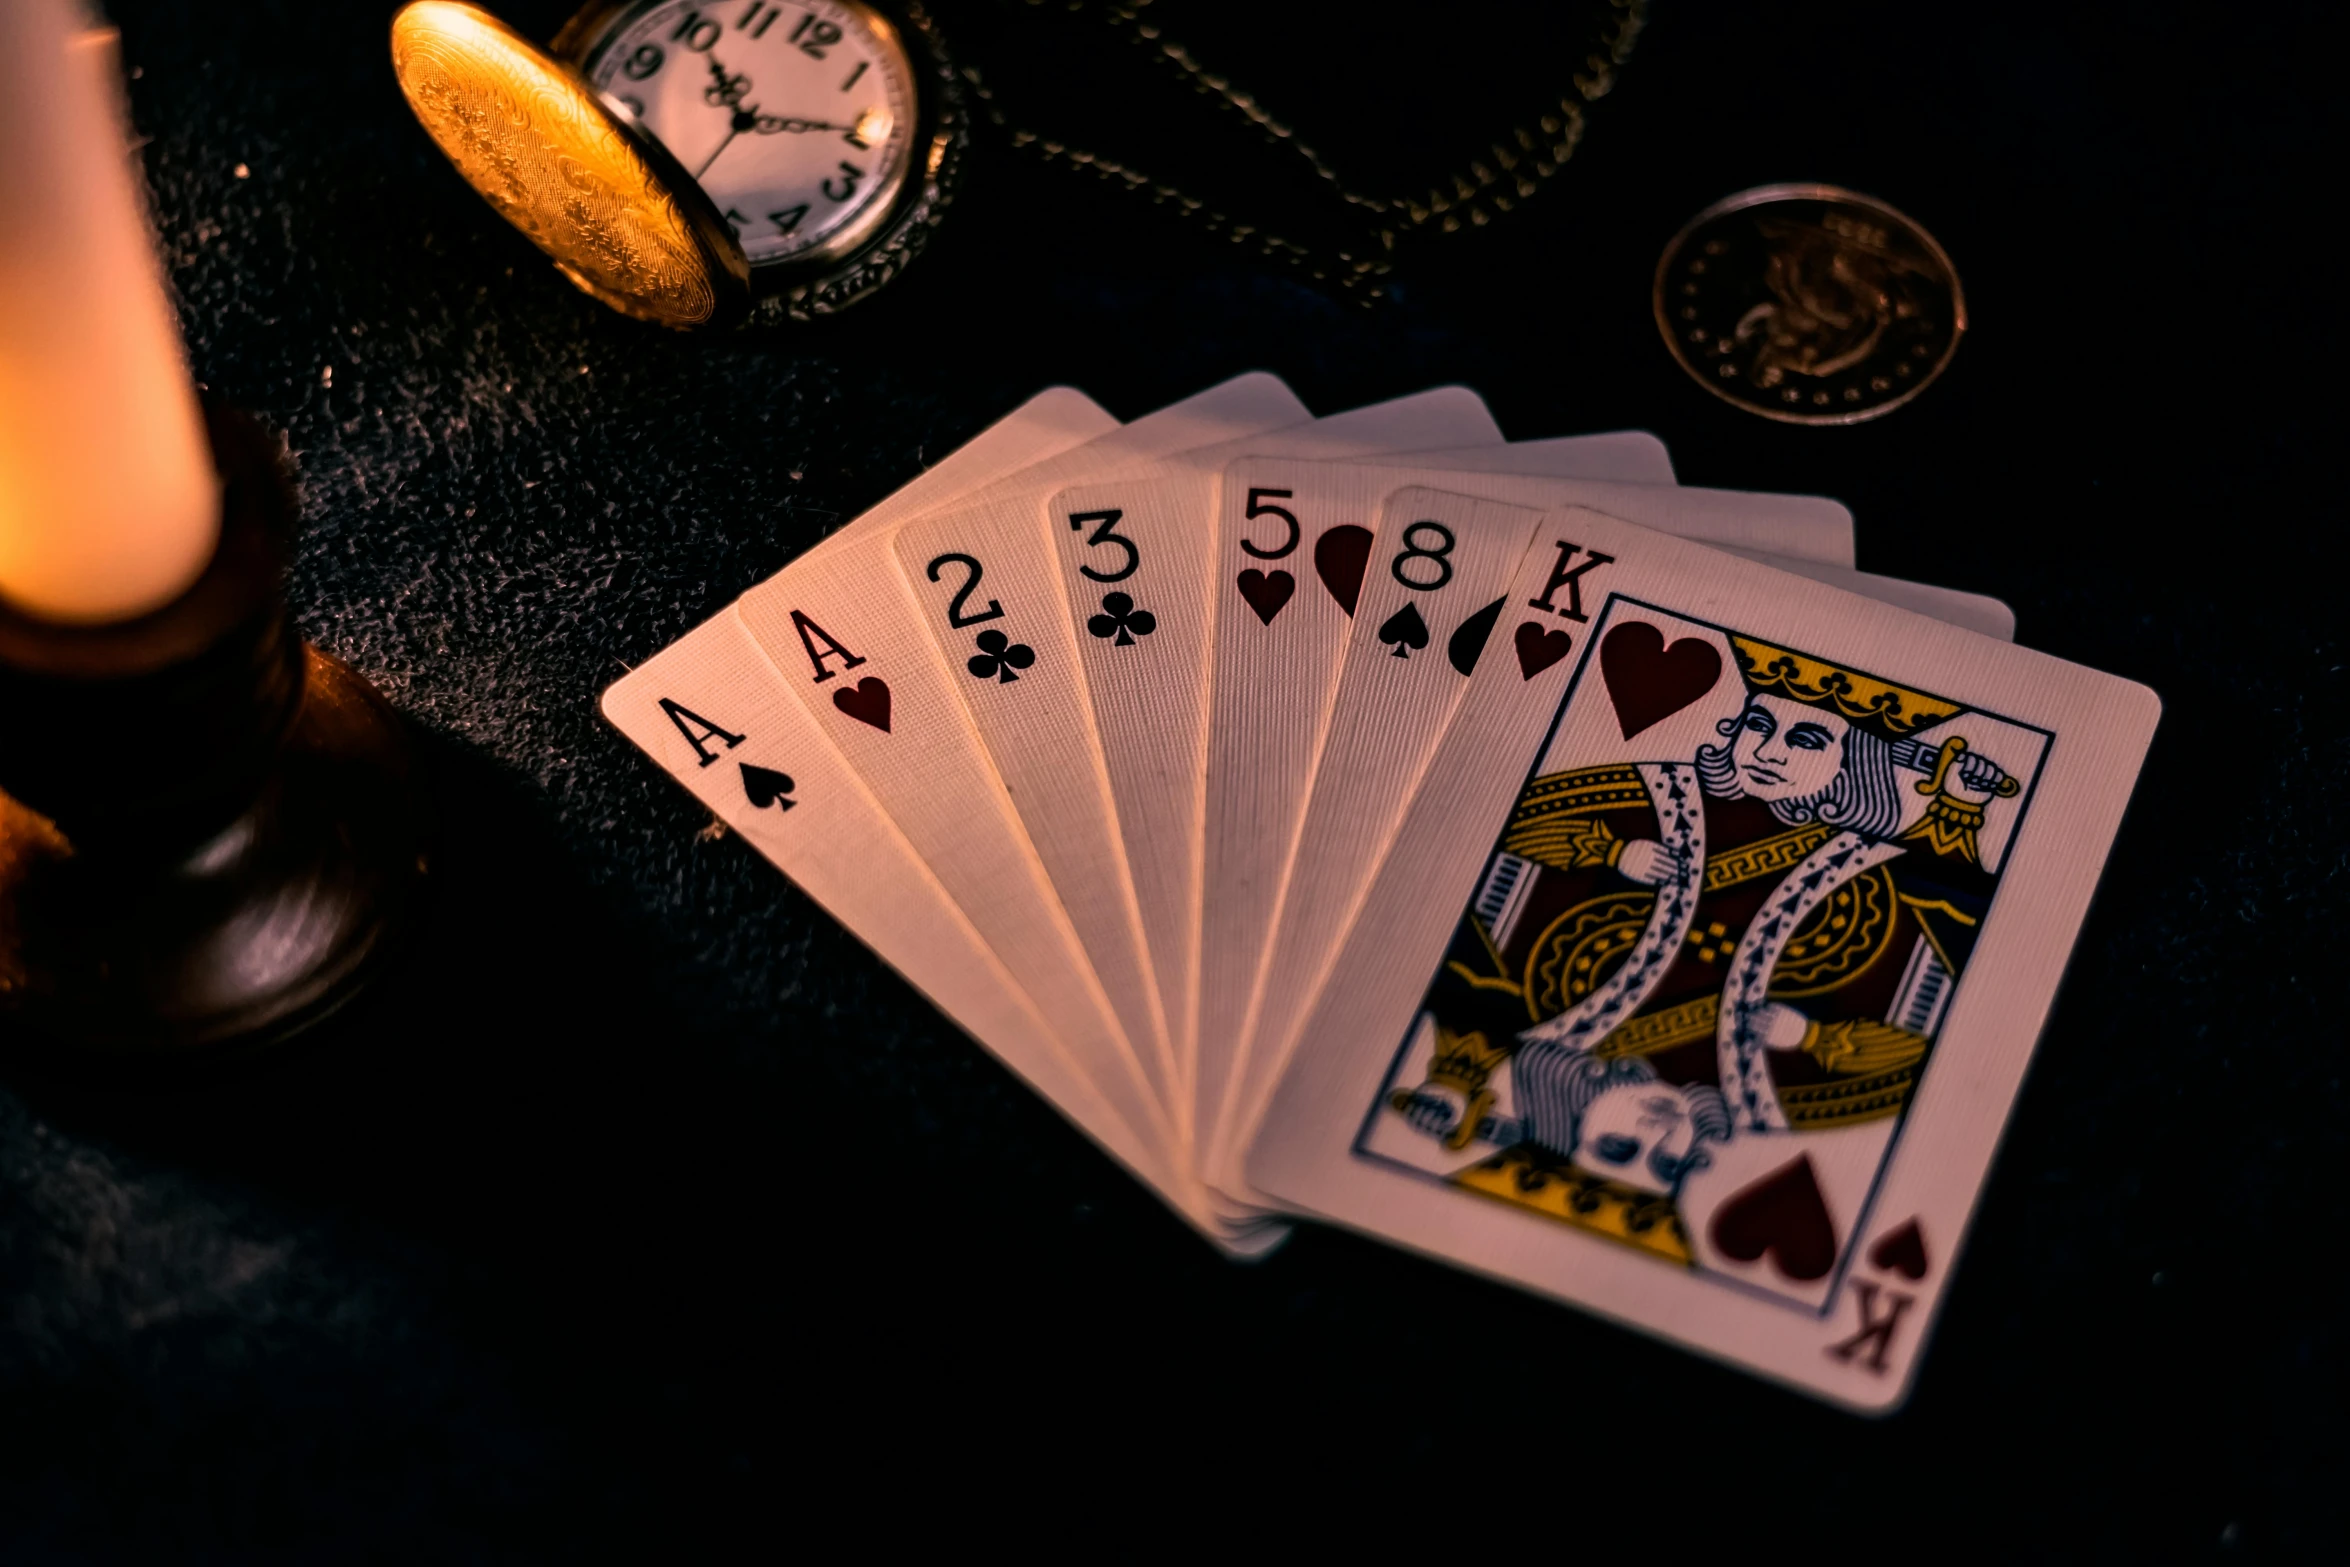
(1235, 568, 1295, 625)
(1867, 1218, 1928, 1281)
(1708, 1153, 1839, 1282)
(1513, 621, 1574, 679)
(830, 676, 892, 732)
(1312, 525, 1373, 617)
(1599, 621, 1724, 740)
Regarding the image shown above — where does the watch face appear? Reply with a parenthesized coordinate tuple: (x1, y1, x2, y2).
(580, 2, 917, 272)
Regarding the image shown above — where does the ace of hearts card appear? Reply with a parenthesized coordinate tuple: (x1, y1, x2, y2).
(1246, 502, 2158, 1410)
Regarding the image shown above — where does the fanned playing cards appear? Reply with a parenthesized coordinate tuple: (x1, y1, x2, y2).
(603, 375, 2156, 1409)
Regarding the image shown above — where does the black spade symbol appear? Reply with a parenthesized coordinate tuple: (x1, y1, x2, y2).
(739, 763, 796, 811)
(1446, 596, 1507, 676)
(1314, 524, 1374, 616)
(1376, 602, 1431, 659)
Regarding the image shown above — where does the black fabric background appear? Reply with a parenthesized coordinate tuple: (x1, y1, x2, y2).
(3, 1, 2342, 1557)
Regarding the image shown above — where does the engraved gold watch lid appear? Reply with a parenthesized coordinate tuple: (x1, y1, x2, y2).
(389, 1, 748, 328)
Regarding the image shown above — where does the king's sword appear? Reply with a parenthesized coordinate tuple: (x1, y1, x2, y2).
(1889, 733, 2021, 800)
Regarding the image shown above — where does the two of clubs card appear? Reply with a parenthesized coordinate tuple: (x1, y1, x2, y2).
(603, 373, 2159, 1410)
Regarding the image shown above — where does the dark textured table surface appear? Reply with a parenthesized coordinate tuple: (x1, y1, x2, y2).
(4, 1, 2341, 1557)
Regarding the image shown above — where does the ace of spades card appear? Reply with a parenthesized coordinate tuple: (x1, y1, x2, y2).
(1247, 505, 2158, 1409)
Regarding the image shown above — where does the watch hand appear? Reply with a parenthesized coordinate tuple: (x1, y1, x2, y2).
(703, 55, 752, 111)
(752, 113, 852, 135)
(694, 124, 743, 180)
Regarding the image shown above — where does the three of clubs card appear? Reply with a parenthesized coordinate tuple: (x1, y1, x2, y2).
(604, 374, 2157, 1408)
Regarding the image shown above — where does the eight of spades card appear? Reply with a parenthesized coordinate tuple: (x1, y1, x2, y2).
(1246, 504, 2158, 1409)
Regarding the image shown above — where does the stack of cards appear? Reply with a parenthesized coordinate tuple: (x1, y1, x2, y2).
(605, 374, 2157, 1409)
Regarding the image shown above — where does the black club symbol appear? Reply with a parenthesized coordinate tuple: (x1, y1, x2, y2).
(1087, 592, 1157, 648)
(966, 628, 1036, 683)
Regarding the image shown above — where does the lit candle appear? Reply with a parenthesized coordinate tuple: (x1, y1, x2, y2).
(0, 0, 218, 625)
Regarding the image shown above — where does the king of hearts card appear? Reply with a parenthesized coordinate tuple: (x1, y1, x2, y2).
(1358, 596, 2053, 1352)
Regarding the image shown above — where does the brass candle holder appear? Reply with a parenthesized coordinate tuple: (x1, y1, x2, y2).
(0, 404, 429, 1071)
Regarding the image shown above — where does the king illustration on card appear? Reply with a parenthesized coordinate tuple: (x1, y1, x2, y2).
(1360, 596, 2049, 1319)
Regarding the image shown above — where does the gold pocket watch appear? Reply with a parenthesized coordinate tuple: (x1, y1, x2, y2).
(390, 1, 963, 328)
